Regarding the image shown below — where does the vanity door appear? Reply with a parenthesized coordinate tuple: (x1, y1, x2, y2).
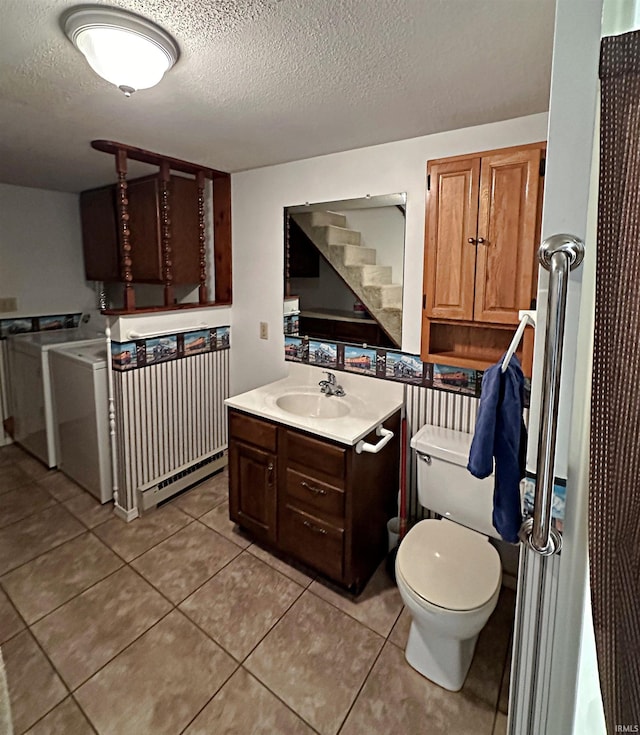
(228, 411, 278, 544)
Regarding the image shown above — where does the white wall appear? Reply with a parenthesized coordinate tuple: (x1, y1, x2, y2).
(0, 182, 95, 317)
(231, 113, 548, 395)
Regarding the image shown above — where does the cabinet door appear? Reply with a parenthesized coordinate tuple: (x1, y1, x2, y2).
(80, 186, 120, 281)
(424, 157, 480, 321)
(474, 147, 542, 324)
(170, 175, 200, 284)
(229, 440, 277, 544)
(128, 177, 163, 283)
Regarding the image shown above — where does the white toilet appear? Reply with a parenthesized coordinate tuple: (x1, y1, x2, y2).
(395, 424, 504, 691)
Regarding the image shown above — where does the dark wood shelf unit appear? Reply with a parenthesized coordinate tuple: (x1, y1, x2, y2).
(82, 140, 232, 312)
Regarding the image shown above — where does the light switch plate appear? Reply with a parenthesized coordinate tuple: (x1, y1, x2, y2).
(259, 321, 269, 340)
(0, 297, 17, 313)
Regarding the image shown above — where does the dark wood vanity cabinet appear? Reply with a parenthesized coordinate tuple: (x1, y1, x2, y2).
(229, 412, 278, 544)
(80, 173, 200, 284)
(228, 408, 401, 592)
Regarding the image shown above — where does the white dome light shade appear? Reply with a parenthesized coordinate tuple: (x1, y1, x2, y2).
(63, 6, 179, 96)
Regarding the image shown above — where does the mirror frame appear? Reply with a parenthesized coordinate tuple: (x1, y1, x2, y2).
(284, 192, 407, 349)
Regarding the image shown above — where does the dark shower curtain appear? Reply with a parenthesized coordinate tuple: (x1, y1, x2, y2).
(591, 30, 640, 730)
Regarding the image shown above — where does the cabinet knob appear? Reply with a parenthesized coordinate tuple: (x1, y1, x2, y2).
(467, 237, 477, 245)
(267, 462, 274, 485)
(477, 237, 486, 244)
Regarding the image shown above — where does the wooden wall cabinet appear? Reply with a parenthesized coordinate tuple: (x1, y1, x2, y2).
(80, 174, 200, 284)
(228, 408, 401, 593)
(421, 143, 545, 374)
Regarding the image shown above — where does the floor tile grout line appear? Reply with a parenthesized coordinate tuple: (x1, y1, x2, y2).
(93, 512, 197, 566)
(241, 666, 323, 735)
(0, 485, 64, 533)
(24, 548, 246, 703)
(0, 527, 112, 598)
(24, 561, 136, 632)
(3, 514, 241, 636)
(176, 550, 307, 664)
(69, 692, 100, 735)
(0, 522, 86, 578)
(238, 586, 385, 735)
(60, 606, 178, 696)
(175, 662, 243, 735)
(21, 694, 100, 735)
(9, 619, 75, 732)
(335, 637, 388, 735)
(0, 492, 60, 531)
(135, 540, 244, 610)
(233, 573, 307, 665)
(169, 491, 229, 521)
(304, 577, 403, 640)
(102, 508, 245, 573)
(244, 544, 318, 589)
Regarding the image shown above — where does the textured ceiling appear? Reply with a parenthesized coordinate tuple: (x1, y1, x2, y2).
(0, 0, 556, 192)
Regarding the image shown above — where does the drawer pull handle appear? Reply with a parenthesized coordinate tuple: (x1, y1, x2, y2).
(303, 520, 327, 535)
(301, 481, 327, 496)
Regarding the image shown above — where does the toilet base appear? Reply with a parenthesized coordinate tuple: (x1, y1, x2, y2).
(404, 620, 479, 692)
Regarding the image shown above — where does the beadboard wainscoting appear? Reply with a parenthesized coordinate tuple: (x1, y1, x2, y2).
(0, 340, 11, 446)
(112, 345, 230, 518)
(405, 385, 479, 521)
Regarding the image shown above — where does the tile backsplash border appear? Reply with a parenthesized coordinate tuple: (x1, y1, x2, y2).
(284, 334, 531, 407)
(110, 326, 230, 371)
(0, 313, 81, 338)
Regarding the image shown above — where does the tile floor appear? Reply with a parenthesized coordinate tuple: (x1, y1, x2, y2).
(0, 443, 514, 735)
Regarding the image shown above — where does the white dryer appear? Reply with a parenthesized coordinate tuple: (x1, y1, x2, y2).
(50, 342, 112, 503)
(9, 329, 104, 467)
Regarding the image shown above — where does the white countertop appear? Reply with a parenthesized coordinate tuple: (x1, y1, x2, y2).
(225, 363, 403, 445)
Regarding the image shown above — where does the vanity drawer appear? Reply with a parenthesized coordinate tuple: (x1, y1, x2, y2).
(229, 411, 277, 452)
(285, 468, 345, 519)
(280, 505, 344, 580)
(285, 430, 346, 482)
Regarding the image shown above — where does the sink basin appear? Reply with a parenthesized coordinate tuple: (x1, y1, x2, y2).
(276, 392, 350, 419)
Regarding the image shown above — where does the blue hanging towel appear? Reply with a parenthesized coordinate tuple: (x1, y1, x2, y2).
(467, 355, 526, 543)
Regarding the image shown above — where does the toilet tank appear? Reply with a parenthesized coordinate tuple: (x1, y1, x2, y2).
(410, 424, 501, 540)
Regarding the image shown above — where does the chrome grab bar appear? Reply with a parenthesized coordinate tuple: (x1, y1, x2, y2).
(521, 234, 584, 556)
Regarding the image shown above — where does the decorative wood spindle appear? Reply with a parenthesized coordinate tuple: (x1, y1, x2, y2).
(91, 140, 233, 310)
(115, 149, 135, 311)
(105, 324, 119, 510)
(212, 173, 232, 304)
(159, 161, 174, 306)
(197, 170, 208, 303)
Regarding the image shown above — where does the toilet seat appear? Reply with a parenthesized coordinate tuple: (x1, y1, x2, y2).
(397, 519, 501, 611)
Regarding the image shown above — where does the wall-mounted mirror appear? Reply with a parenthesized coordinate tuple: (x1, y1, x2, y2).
(284, 193, 406, 349)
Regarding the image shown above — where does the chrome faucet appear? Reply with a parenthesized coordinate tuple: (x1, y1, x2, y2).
(318, 371, 346, 397)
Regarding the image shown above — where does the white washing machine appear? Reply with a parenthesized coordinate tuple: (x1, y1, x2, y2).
(9, 329, 104, 468)
(49, 342, 112, 503)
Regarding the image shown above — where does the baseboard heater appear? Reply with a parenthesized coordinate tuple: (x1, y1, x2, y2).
(136, 449, 228, 513)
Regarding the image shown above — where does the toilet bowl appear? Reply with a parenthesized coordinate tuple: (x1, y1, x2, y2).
(396, 518, 502, 691)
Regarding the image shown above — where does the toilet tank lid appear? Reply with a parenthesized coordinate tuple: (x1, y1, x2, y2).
(410, 424, 473, 466)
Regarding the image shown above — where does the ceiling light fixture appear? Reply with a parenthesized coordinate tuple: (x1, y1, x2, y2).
(62, 5, 179, 97)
